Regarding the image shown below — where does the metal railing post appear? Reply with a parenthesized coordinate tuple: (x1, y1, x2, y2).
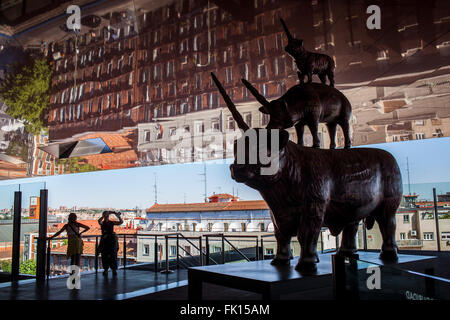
(95, 236, 99, 273)
(261, 237, 264, 260)
(205, 236, 210, 266)
(11, 191, 22, 281)
(363, 223, 367, 251)
(160, 234, 173, 274)
(255, 236, 259, 261)
(36, 189, 48, 282)
(221, 234, 225, 264)
(46, 240, 51, 280)
(176, 233, 179, 269)
(199, 236, 203, 266)
(154, 236, 158, 272)
(123, 235, 126, 269)
(320, 231, 324, 253)
(433, 188, 441, 252)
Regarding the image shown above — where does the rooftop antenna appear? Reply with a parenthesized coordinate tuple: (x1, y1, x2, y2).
(199, 163, 207, 202)
(406, 157, 411, 195)
(153, 173, 158, 204)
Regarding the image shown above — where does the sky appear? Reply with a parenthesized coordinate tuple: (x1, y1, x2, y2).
(1, 137, 450, 210)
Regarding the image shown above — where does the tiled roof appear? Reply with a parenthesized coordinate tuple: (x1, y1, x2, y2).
(208, 193, 237, 200)
(146, 200, 269, 213)
(50, 240, 136, 257)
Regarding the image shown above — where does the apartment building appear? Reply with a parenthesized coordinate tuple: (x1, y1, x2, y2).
(38, 0, 450, 174)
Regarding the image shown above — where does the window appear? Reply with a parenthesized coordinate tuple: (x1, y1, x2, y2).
(228, 116, 235, 130)
(244, 112, 252, 127)
(403, 215, 410, 223)
(257, 38, 265, 55)
(262, 113, 270, 126)
(423, 232, 434, 241)
(257, 62, 266, 78)
(225, 67, 233, 84)
(400, 233, 406, 240)
(415, 133, 425, 140)
(169, 245, 177, 257)
(266, 248, 274, 255)
(144, 130, 151, 142)
(196, 122, 204, 134)
(442, 232, 450, 240)
(143, 244, 150, 256)
(211, 119, 220, 131)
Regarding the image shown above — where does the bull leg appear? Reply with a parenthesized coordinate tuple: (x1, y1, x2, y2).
(376, 201, 399, 261)
(295, 123, 305, 146)
(318, 73, 327, 85)
(297, 71, 305, 84)
(340, 121, 352, 149)
(337, 222, 359, 256)
(296, 204, 324, 273)
(326, 123, 337, 149)
(306, 70, 313, 84)
(308, 122, 320, 148)
(271, 230, 292, 266)
(327, 70, 335, 88)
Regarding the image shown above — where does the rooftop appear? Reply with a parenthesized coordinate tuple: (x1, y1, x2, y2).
(146, 200, 269, 213)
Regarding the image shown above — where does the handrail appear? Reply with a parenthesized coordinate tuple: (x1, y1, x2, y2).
(223, 237, 250, 262)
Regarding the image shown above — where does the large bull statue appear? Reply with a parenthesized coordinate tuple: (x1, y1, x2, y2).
(211, 72, 402, 273)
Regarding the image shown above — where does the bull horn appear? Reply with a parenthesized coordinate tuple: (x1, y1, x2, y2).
(241, 79, 270, 109)
(211, 72, 249, 131)
(280, 18, 294, 41)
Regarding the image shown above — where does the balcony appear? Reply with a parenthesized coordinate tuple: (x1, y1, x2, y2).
(397, 239, 424, 248)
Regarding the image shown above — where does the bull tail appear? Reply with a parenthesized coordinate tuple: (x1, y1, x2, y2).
(365, 216, 376, 230)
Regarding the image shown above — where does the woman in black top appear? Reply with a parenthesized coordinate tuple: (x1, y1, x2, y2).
(98, 211, 123, 276)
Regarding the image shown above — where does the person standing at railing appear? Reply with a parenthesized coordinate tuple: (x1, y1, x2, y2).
(47, 212, 90, 268)
(98, 211, 123, 277)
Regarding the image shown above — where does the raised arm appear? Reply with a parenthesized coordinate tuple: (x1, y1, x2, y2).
(47, 224, 67, 240)
(77, 222, 90, 235)
(112, 212, 124, 225)
(98, 215, 104, 226)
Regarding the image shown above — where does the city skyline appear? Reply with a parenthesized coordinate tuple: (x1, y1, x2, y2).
(1, 136, 450, 210)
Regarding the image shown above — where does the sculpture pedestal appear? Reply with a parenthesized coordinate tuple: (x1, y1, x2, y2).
(187, 252, 437, 300)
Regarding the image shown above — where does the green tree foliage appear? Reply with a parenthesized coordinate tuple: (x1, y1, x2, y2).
(4, 133, 28, 161)
(0, 260, 11, 273)
(19, 259, 36, 275)
(57, 157, 100, 174)
(0, 56, 52, 135)
(0, 259, 36, 275)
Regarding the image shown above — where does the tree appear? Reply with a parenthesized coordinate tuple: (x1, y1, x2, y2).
(19, 259, 36, 275)
(0, 55, 52, 135)
(57, 157, 100, 174)
(0, 260, 11, 273)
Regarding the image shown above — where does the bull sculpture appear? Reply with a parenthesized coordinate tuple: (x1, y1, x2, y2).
(280, 18, 335, 87)
(211, 72, 402, 273)
(241, 79, 352, 149)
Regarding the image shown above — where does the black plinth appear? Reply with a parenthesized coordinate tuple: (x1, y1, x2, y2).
(187, 252, 437, 300)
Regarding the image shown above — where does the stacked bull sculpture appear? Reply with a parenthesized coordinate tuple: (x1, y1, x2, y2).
(211, 72, 402, 273)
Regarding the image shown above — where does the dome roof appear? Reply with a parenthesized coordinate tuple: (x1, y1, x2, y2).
(228, 222, 242, 232)
(211, 222, 225, 232)
(246, 222, 260, 232)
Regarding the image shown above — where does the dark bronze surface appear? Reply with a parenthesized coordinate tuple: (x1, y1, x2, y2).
(212, 73, 403, 274)
(241, 79, 352, 149)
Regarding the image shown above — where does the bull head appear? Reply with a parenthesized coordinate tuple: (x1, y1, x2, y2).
(210, 72, 290, 188)
(241, 78, 294, 130)
(280, 18, 304, 57)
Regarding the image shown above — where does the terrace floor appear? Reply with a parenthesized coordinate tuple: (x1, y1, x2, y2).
(0, 268, 188, 300)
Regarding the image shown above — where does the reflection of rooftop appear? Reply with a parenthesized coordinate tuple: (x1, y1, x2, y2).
(367, 95, 450, 126)
(146, 200, 269, 213)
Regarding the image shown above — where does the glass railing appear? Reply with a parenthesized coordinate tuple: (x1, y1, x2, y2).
(334, 254, 450, 300)
(0, 182, 45, 279)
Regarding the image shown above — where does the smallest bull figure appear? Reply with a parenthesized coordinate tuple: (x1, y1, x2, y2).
(281, 18, 335, 87)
